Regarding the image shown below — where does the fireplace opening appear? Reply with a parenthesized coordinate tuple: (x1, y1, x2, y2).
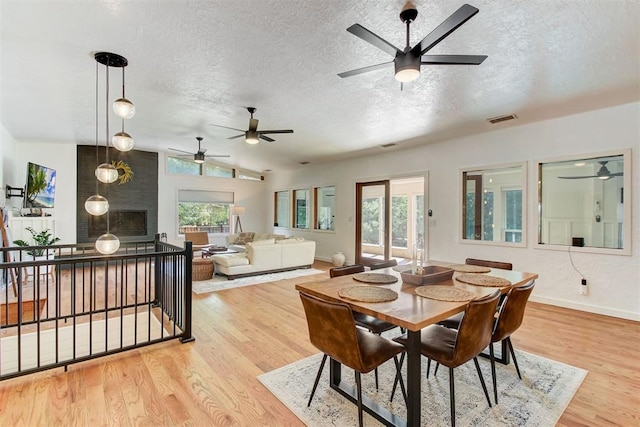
(88, 210, 147, 237)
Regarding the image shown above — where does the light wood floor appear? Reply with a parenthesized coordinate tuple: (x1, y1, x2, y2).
(0, 261, 638, 426)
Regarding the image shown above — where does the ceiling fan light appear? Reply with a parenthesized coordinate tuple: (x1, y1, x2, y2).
(598, 175, 610, 180)
(95, 163, 119, 183)
(245, 135, 260, 145)
(194, 152, 205, 163)
(113, 98, 135, 119)
(395, 67, 420, 82)
(112, 131, 134, 151)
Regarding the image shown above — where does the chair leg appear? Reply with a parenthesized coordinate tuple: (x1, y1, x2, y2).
(307, 354, 328, 407)
(434, 361, 440, 376)
(473, 356, 492, 408)
(374, 367, 379, 390)
(449, 367, 456, 427)
(506, 337, 522, 379)
(426, 358, 431, 378)
(355, 371, 363, 427)
(489, 342, 498, 404)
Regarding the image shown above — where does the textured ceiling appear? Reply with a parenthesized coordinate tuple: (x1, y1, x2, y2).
(1, 0, 638, 173)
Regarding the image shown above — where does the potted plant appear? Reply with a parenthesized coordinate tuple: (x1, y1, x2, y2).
(14, 227, 60, 275)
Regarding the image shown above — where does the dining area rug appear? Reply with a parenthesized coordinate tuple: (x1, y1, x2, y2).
(192, 268, 325, 294)
(258, 350, 587, 426)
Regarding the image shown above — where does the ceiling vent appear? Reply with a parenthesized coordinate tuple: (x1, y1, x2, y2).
(381, 143, 398, 148)
(487, 114, 518, 124)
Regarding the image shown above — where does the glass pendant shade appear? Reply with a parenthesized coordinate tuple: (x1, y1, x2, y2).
(85, 195, 109, 216)
(113, 98, 135, 119)
(112, 131, 134, 151)
(95, 163, 119, 183)
(95, 233, 120, 254)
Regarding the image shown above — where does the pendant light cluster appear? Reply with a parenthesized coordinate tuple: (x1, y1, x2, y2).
(84, 52, 136, 254)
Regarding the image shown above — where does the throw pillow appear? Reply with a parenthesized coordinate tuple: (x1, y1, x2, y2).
(235, 232, 255, 245)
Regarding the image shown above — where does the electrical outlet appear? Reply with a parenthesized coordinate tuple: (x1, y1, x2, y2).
(580, 279, 588, 295)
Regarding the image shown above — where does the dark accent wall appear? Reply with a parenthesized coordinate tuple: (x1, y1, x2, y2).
(77, 146, 158, 243)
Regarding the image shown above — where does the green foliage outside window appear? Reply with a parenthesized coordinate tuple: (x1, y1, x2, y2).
(178, 203, 229, 232)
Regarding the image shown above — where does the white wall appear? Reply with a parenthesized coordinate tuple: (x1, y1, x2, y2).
(0, 124, 17, 209)
(267, 102, 640, 320)
(11, 142, 77, 244)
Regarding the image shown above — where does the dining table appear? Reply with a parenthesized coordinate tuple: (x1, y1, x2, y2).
(295, 262, 538, 427)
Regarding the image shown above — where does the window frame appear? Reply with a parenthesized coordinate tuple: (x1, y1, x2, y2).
(274, 190, 290, 228)
(292, 188, 310, 229)
(313, 185, 335, 231)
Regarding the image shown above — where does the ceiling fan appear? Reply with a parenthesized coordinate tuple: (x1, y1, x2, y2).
(338, 1, 487, 83)
(168, 137, 230, 164)
(211, 107, 293, 144)
(558, 161, 623, 180)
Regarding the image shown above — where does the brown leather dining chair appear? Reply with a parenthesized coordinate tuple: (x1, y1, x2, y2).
(299, 292, 407, 427)
(329, 263, 400, 390)
(391, 290, 501, 427)
(369, 259, 398, 270)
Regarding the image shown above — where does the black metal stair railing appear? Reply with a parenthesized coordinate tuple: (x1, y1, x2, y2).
(0, 235, 193, 380)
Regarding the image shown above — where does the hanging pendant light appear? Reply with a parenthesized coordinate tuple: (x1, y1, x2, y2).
(95, 163, 119, 183)
(86, 58, 110, 216)
(95, 232, 120, 254)
(112, 64, 135, 119)
(112, 131, 134, 151)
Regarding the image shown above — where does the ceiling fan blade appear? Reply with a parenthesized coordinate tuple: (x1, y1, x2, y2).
(421, 54, 487, 65)
(205, 154, 231, 158)
(227, 134, 245, 140)
(211, 124, 245, 132)
(259, 134, 276, 142)
(338, 61, 393, 78)
(168, 148, 194, 155)
(346, 24, 402, 57)
(249, 118, 259, 133)
(258, 129, 294, 134)
(411, 4, 479, 56)
(609, 172, 623, 177)
(558, 175, 599, 179)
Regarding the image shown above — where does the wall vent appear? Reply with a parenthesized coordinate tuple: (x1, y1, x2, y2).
(381, 143, 398, 148)
(487, 114, 518, 124)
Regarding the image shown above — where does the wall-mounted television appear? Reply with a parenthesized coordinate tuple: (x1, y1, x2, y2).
(23, 162, 56, 209)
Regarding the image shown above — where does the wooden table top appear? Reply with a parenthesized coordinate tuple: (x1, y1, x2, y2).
(295, 263, 538, 332)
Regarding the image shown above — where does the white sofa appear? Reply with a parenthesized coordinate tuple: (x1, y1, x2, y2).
(226, 232, 286, 252)
(211, 238, 316, 279)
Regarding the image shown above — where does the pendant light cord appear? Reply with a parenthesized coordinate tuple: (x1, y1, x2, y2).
(104, 57, 110, 233)
(95, 60, 99, 195)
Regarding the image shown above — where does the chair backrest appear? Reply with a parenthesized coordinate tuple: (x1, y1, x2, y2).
(299, 292, 364, 371)
(329, 264, 365, 278)
(453, 290, 501, 366)
(369, 259, 398, 270)
(465, 258, 513, 270)
(185, 231, 209, 246)
(492, 280, 535, 343)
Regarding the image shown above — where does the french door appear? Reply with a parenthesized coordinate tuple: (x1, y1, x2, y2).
(355, 180, 390, 266)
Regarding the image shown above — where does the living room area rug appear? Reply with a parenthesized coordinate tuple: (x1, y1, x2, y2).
(258, 350, 587, 426)
(192, 268, 325, 294)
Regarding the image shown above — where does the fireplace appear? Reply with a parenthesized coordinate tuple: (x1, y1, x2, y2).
(88, 210, 147, 238)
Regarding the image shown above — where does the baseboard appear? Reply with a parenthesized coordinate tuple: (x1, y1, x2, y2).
(530, 295, 639, 321)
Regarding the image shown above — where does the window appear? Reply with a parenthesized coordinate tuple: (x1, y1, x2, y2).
(314, 186, 335, 231)
(168, 156, 200, 176)
(415, 194, 424, 246)
(293, 189, 310, 229)
(462, 162, 526, 246)
(391, 195, 407, 248)
(362, 197, 382, 245)
(167, 155, 257, 180)
(274, 191, 289, 227)
(204, 163, 233, 178)
(237, 169, 262, 181)
(177, 190, 234, 234)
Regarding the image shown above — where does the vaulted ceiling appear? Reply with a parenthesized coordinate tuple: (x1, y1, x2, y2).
(1, 1, 638, 173)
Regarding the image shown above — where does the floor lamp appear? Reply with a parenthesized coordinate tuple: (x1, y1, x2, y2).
(231, 206, 245, 234)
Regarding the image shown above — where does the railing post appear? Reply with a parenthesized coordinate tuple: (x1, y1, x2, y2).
(180, 241, 195, 343)
(153, 234, 162, 306)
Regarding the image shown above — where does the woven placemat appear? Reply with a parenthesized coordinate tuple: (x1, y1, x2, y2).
(456, 274, 511, 287)
(338, 286, 398, 303)
(415, 285, 475, 302)
(352, 272, 398, 284)
(446, 264, 491, 273)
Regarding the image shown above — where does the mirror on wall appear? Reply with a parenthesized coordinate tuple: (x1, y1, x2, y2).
(461, 162, 526, 246)
(538, 150, 630, 254)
